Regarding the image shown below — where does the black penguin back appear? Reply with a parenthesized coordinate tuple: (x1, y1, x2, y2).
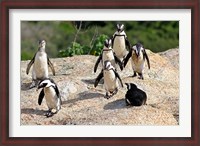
(125, 83, 147, 106)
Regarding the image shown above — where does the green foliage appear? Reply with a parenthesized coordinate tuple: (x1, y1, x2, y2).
(21, 51, 33, 60)
(21, 21, 179, 60)
(58, 34, 108, 57)
(89, 34, 108, 56)
(58, 42, 84, 57)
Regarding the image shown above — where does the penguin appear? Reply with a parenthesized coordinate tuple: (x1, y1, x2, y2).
(37, 78, 61, 117)
(111, 24, 131, 60)
(94, 60, 123, 99)
(125, 83, 147, 106)
(123, 43, 150, 80)
(26, 40, 55, 88)
(94, 39, 123, 73)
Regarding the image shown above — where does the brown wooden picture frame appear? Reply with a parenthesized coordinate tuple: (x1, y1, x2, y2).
(0, 0, 199, 145)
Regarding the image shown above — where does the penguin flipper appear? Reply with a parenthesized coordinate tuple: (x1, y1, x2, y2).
(114, 53, 123, 70)
(53, 84, 62, 105)
(123, 50, 132, 67)
(94, 70, 103, 87)
(47, 57, 56, 76)
(94, 54, 102, 73)
(143, 49, 150, 69)
(125, 37, 131, 51)
(114, 70, 123, 88)
(38, 89, 45, 105)
(54, 85, 61, 99)
(111, 35, 115, 48)
(26, 54, 35, 75)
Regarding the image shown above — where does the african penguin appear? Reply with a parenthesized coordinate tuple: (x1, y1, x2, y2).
(123, 43, 150, 79)
(111, 24, 131, 60)
(94, 39, 123, 73)
(26, 40, 55, 88)
(125, 83, 147, 106)
(94, 60, 123, 99)
(37, 78, 61, 117)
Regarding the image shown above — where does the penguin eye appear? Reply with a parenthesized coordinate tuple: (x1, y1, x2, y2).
(43, 83, 48, 87)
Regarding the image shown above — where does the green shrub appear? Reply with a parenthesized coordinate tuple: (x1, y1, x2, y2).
(89, 34, 108, 56)
(58, 34, 109, 57)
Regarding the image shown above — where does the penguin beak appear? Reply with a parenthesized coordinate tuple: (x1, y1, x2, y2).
(37, 83, 46, 90)
(36, 85, 41, 91)
(135, 48, 140, 57)
(136, 52, 139, 57)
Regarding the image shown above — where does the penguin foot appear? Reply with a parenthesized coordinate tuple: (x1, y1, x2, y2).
(138, 76, 144, 80)
(132, 72, 137, 78)
(104, 92, 111, 99)
(104, 95, 111, 99)
(138, 73, 144, 80)
(112, 88, 118, 96)
(44, 111, 54, 118)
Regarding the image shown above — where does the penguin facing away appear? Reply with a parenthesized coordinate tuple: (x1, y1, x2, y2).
(94, 60, 123, 99)
(94, 39, 123, 73)
(123, 43, 150, 80)
(111, 24, 131, 60)
(26, 39, 55, 88)
(37, 78, 61, 117)
(125, 83, 147, 106)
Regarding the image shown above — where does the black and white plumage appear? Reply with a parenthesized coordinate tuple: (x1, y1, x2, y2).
(26, 40, 55, 88)
(94, 39, 123, 73)
(94, 60, 123, 99)
(123, 43, 150, 80)
(125, 83, 147, 106)
(37, 78, 61, 117)
(111, 24, 131, 60)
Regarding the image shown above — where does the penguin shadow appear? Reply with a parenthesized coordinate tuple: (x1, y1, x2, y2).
(103, 98, 128, 110)
(21, 82, 32, 91)
(81, 78, 104, 85)
(62, 91, 104, 105)
(21, 108, 46, 116)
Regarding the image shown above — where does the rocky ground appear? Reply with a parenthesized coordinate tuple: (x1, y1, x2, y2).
(21, 49, 179, 125)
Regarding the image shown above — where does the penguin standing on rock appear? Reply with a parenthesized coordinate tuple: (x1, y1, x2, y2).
(94, 39, 123, 73)
(111, 24, 131, 60)
(37, 78, 61, 117)
(94, 60, 123, 99)
(125, 83, 147, 106)
(26, 40, 55, 88)
(123, 43, 150, 80)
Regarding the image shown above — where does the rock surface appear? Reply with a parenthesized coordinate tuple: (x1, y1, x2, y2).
(21, 49, 179, 125)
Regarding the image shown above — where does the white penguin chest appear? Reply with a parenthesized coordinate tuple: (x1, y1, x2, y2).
(102, 51, 115, 66)
(131, 53, 145, 72)
(44, 87, 58, 109)
(34, 52, 48, 78)
(113, 36, 126, 58)
(103, 70, 118, 91)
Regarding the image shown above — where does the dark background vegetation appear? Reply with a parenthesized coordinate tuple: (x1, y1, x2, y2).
(21, 21, 179, 60)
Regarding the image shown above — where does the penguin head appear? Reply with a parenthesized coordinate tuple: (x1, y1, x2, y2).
(104, 60, 114, 70)
(117, 24, 124, 33)
(104, 39, 112, 48)
(37, 78, 55, 89)
(133, 43, 143, 57)
(125, 83, 137, 90)
(38, 39, 46, 48)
